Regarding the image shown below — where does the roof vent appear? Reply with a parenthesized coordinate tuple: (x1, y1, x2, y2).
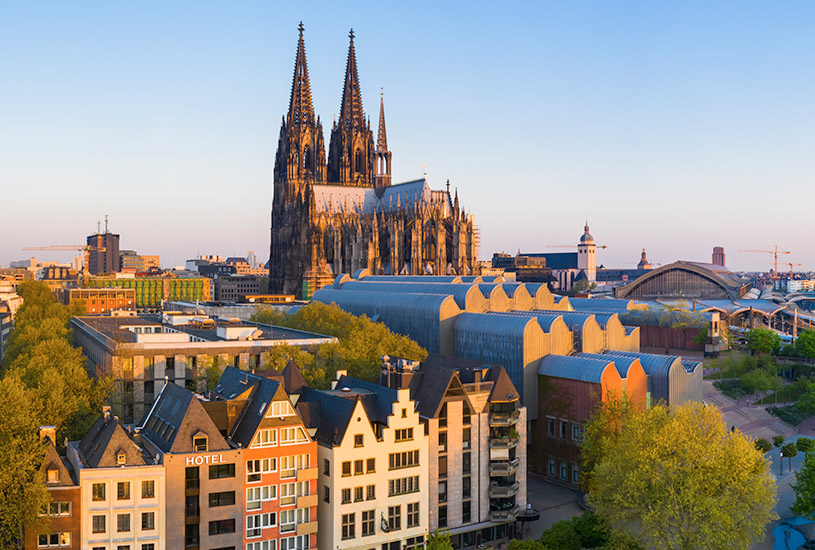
(341, 387, 351, 392)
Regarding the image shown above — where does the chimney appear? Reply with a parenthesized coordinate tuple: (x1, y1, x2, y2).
(331, 369, 348, 390)
(102, 406, 112, 420)
(39, 426, 57, 445)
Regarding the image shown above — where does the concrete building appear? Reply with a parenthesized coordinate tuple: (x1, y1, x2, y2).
(66, 408, 166, 550)
(25, 427, 81, 550)
(85, 276, 212, 312)
(87, 230, 121, 276)
(379, 355, 527, 548)
(71, 311, 336, 423)
(214, 275, 261, 302)
(712, 246, 726, 267)
(120, 251, 160, 272)
(295, 370, 430, 550)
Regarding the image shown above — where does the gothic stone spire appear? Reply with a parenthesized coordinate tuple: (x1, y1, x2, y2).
(340, 29, 364, 131)
(377, 89, 388, 152)
(288, 21, 315, 126)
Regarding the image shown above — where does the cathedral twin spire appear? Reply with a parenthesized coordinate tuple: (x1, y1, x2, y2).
(281, 23, 389, 189)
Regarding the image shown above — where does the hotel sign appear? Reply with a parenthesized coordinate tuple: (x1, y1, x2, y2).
(185, 454, 227, 466)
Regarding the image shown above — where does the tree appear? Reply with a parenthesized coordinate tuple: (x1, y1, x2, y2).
(581, 393, 642, 491)
(739, 368, 782, 395)
(755, 438, 772, 453)
(793, 451, 815, 519)
(586, 402, 777, 550)
(509, 540, 548, 550)
(745, 328, 782, 355)
(194, 356, 226, 392)
(798, 438, 815, 454)
(794, 330, 815, 359)
(773, 435, 786, 448)
(539, 520, 581, 550)
(797, 380, 815, 416)
(783, 442, 799, 472)
(426, 529, 453, 550)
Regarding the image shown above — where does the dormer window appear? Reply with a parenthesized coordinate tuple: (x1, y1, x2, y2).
(266, 400, 295, 418)
(193, 435, 208, 452)
(46, 469, 59, 483)
(117, 452, 127, 465)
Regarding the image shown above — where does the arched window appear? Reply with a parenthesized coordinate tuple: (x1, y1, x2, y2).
(303, 146, 311, 171)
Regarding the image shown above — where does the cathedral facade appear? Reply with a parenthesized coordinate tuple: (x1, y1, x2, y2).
(269, 25, 479, 298)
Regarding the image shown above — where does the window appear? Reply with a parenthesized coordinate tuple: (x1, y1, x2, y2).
(463, 402, 471, 425)
(560, 421, 567, 439)
(389, 450, 419, 470)
(439, 403, 447, 428)
(366, 458, 375, 473)
(354, 434, 363, 447)
(117, 481, 131, 500)
(247, 485, 276, 510)
(45, 501, 70, 517)
(209, 491, 236, 507)
(549, 458, 556, 476)
(280, 535, 309, 550)
(560, 461, 567, 480)
(252, 429, 277, 448)
(193, 435, 208, 452)
(208, 518, 236, 535)
(438, 481, 447, 503)
(438, 431, 447, 452)
(354, 486, 363, 502)
(92, 482, 106, 501)
(572, 423, 580, 441)
(439, 455, 447, 478)
(401, 408, 407, 418)
(36, 533, 70, 547)
(141, 479, 155, 498)
(389, 476, 419, 496)
(388, 505, 401, 531)
(117, 452, 127, 465)
(463, 501, 471, 523)
(117, 513, 131, 532)
(354, 459, 364, 475)
(342, 488, 351, 504)
(395, 428, 413, 442)
(210, 463, 235, 479)
(280, 426, 308, 445)
(323, 485, 330, 503)
(186, 466, 200, 490)
(247, 541, 276, 550)
(142, 545, 155, 550)
(439, 505, 447, 528)
(407, 502, 420, 528)
(463, 476, 471, 499)
(547, 417, 555, 437)
(572, 464, 579, 483)
(362, 510, 375, 536)
(141, 511, 155, 531)
(463, 452, 471, 475)
(323, 458, 330, 476)
(366, 484, 375, 500)
(46, 469, 59, 483)
(281, 481, 306, 506)
(342, 513, 355, 540)
(247, 512, 276, 538)
(342, 461, 351, 477)
(280, 508, 309, 533)
(281, 454, 310, 478)
(92, 514, 106, 534)
(247, 458, 277, 482)
(266, 400, 295, 417)
(463, 427, 471, 449)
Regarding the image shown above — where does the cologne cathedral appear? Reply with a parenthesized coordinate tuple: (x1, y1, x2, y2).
(269, 24, 479, 298)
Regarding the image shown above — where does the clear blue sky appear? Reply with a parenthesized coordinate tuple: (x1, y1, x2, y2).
(2, 1, 814, 272)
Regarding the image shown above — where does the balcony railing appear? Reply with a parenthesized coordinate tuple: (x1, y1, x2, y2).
(489, 410, 520, 427)
(488, 481, 520, 499)
(489, 437, 519, 450)
(185, 506, 200, 520)
(488, 458, 520, 476)
(489, 505, 520, 522)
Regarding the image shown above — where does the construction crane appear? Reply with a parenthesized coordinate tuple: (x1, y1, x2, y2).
(547, 244, 609, 250)
(22, 245, 106, 284)
(786, 262, 802, 280)
(739, 246, 790, 279)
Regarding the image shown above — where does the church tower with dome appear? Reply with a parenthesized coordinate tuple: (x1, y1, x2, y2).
(576, 222, 597, 283)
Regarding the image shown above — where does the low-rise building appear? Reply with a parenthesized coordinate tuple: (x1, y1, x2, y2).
(65, 287, 136, 315)
(214, 275, 261, 302)
(66, 408, 166, 550)
(71, 312, 336, 423)
(295, 370, 430, 550)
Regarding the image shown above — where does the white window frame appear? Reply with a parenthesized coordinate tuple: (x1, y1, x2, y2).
(252, 428, 278, 448)
(246, 512, 277, 538)
(247, 457, 277, 483)
(266, 401, 295, 418)
(280, 426, 309, 445)
(246, 485, 277, 511)
(280, 535, 309, 550)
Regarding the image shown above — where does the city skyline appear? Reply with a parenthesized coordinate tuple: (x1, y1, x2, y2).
(3, 2, 815, 272)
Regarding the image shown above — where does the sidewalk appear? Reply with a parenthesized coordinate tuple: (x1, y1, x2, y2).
(522, 475, 583, 540)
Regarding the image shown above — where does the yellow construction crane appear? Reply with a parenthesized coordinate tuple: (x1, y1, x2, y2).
(739, 246, 790, 279)
(786, 262, 802, 280)
(22, 245, 106, 284)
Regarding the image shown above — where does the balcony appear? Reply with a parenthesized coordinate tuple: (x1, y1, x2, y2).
(297, 521, 319, 536)
(297, 467, 318, 482)
(488, 481, 520, 499)
(184, 506, 200, 521)
(297, 494, 318, 508)
(489, 410, 520, 427)
(489, 505, 520, 522)
(488, 458, 520, 476)
(489, 437, 519, 450)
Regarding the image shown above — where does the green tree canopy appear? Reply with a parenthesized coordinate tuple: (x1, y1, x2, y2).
(755, 438, 772, 453)
(251, 302, 427, 387)
(793, 451, 815, 519)
(783, 442, 799, 471)
(585, 402, 777, 550)
(426, 529, 453, 550)
(745, 328, 782, 355)
(797, 438, 815, 454)
(794, 329, 815, 359)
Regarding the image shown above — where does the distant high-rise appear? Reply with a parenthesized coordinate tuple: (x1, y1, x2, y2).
(87, 218, 120, 275)
(712, 246, 726, 267)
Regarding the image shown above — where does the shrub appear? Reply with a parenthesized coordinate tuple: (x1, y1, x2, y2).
(768, 406, 809, 427)
(755, 438, 773, 453)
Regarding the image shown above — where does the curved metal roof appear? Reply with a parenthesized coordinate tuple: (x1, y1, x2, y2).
(460, 276, 484, 283)
(533, 310, 596, 331)
(360, 275, 463, 284)
(500, 311, 566, 332)
(681, 360, 703, 374)
(569, 297, 635, 311)
(733, 300, 787, 317)
(578, 352, 641, 378)
(603, 350, 680, 378)
(553, 296, 573, 310)
(454, 312, 538, 337)
(538, 354, 615, 384)
(312, 287, 458, 315)
(616, 261, 752, 300)
(588, 312, 619, 330)
(476, 283, 503, 299)
(501, 283, 529, 298)
(337, 280, 480, 310)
